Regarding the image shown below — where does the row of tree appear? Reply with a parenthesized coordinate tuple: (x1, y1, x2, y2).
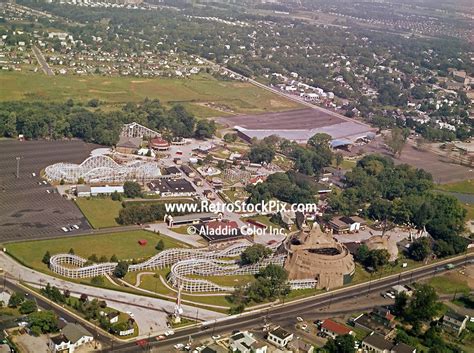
(0, 99, 216, 145)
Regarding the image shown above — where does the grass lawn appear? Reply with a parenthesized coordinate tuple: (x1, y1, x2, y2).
(5, 230, 188, 272)
(426, 275, 471, 295)
(332, 158, 357, 170)
(436, 180, 474, 194)
(462, 203, 474, 221)
(126, 270, 232, 308)
(75, 197, 123, 228)
(188, 274, 255, 287)
(0, 72, 302, 116)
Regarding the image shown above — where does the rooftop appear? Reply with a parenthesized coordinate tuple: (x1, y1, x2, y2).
(363, 334, 394, 351)
(321, 319, 353, 335)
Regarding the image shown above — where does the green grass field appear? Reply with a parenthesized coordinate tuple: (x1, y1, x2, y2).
(427, 275, 471, 295)
(436, 180, 474, 194)
(75, 198, 123, 228)
(0, 72, 302, 117)
(124, 270, 232, 308)
(5, 230, 187, 272)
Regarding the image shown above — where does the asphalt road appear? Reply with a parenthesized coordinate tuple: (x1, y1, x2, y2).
(105, 253, 474, 352)
(32, 45, 54, 76)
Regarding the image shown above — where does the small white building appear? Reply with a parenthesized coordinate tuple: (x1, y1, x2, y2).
(267, 327, 293, 348)
(49, 323, 93, 353)
(76, 185, 124, 197)
(230, 331, 267, 353)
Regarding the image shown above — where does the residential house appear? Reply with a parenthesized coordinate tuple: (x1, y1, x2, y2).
(362, 334, 394, 353)
(320, 319, 354, 339)
(442, 311, 468, 336)
(362, 334, 416, 353)
(202, 343, 227, 353)
(49, 323, 93, 353)
(107, 311, 119, 324)
(267, 327, 293, 348)
(229, 331, 267, 353)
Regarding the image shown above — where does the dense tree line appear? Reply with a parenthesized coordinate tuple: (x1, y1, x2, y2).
(117, 201, 191, 225)
(246, 171, 317, 205)
(329, 154, 468, 257)
(247, 133, 334, 177)
(0, 99, 213, 145)
(229, 264, 290, 314)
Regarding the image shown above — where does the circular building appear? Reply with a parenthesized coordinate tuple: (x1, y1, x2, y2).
(284, 226, 355, 290)
(150, 137, 170, 151)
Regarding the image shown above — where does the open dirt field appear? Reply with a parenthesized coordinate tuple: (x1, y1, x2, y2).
(0, 140, 97, 241)
(219, 108, 345, 130)
(351, 137, 472, 184)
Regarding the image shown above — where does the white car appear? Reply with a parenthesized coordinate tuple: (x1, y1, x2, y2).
(72, 224, 79, 230)
(174, 343, 184, 350)
(301, 324, 308, 330)
(165, 330, 175, 336)
(211, 335, 221, 340)
(296, 316, 304, 322)
(61, 227, 69, 232)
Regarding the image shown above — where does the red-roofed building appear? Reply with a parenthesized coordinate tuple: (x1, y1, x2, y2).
(150, 137, 170, 151)
(138, 239, 148, 246)
(248, 175, 267, 186)
(321, 319, 354, 339)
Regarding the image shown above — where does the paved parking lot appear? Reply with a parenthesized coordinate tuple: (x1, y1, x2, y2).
(0, 140, 97, 242)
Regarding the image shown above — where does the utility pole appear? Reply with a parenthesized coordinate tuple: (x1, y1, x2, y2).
(16, 157, 21, 179)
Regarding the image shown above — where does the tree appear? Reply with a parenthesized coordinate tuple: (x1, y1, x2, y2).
(335, 152, 344, 167)
(99, 255, 108, 263)
(223, 133, 237, 143)
(110, 254, 118, 262)
(123, 181, 142, 198)
(19, 300, 37, 314)
(113, 261, 129, 278)
(111, 191, 121, 201)
(28, 310, 58, 334)
(406, 284, 439, 322)
(384, 127, 407, 157)
(248, 143, 275, 164)
(88, 254, 98, 263)
(393, 292, 409, 317)
(42, 251, 51, 265)
(355, 244, 370, 264)
(324, 334, 356, 353)
(155, 240, 165, 251)
(194, 120, 216, 139)
(68, 248, 75, 255)
(80, 293, 88, 302)
(8, 292, 25, 308)
(240, 244, 272, 265)
(366, 249, 390, 270)
(408, 238, 431, 261)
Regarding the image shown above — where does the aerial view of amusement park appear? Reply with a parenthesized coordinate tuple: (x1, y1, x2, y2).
(0, 0, 473, 352)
